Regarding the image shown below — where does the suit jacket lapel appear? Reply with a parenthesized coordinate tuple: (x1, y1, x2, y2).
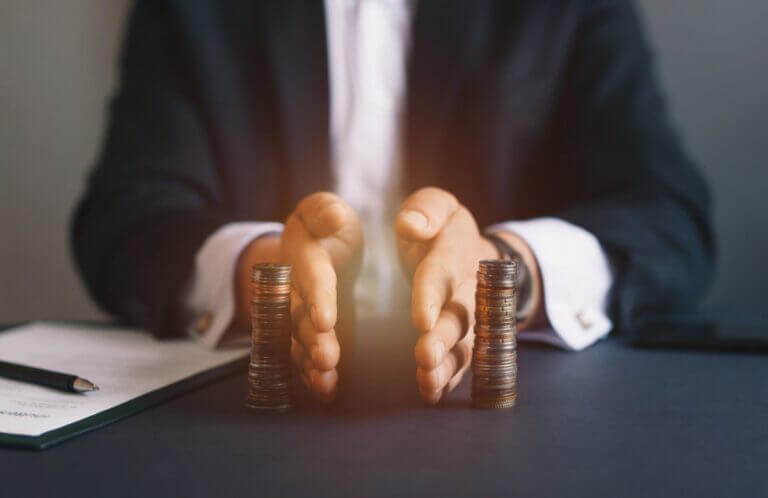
(404, 0, 492, 191)
(261, 0, 331, 208)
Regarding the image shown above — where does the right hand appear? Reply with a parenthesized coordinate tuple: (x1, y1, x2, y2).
(236, 192, 362, 402)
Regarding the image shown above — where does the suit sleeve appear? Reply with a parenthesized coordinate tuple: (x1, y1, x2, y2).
(70, 2, 231, 338)
(555, 0, 715, 334)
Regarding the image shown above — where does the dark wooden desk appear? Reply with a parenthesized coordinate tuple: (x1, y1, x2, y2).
(3, 317, 766, 497)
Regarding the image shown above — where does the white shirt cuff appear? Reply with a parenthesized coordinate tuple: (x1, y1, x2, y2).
(184, 222, 284, 348)
(487, 217, 614, 351)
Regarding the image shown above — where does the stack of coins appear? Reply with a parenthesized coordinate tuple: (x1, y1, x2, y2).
(472, 259, 518, 409)
(246, 263, 293, 413)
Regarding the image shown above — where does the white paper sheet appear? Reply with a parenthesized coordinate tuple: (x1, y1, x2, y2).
(0, 322, 248, 437)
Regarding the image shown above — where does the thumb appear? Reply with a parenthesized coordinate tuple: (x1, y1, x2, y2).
(395, 187, 460, 241)
(296, 192, 352, 239)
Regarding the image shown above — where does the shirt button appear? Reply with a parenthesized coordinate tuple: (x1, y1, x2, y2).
(576, 310, 594, 330)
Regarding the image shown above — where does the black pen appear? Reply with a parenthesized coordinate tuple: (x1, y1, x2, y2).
(0, 359, 99, 393)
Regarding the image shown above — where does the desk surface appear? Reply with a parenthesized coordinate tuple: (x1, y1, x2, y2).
(3, 318, 767, 497)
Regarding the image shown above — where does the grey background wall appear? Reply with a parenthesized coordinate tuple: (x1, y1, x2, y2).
(1, 0, 129, 323)
(640, 0, 768, 324)
(0, 1, 766, 325)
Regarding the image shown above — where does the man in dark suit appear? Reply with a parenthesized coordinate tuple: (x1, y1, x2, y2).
(72, 1, 713, 404)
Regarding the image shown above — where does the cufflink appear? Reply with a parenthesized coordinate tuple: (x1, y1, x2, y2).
(194, 312, 213, 335)
(576, 310, 593, 330)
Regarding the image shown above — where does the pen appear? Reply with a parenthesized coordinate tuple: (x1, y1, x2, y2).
(0, 359, 99, 393)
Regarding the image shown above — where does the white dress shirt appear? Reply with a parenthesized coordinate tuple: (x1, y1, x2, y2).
(184, 0, 614, 351)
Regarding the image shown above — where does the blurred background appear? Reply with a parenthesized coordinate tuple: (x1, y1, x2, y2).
(0, 0, 766, 325)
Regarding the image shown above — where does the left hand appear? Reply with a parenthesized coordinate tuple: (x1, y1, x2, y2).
(395, 187, 541, 404)
(394, 187, 497, 404)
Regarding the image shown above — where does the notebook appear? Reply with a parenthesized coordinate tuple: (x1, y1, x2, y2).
(0, 322, 248, 449)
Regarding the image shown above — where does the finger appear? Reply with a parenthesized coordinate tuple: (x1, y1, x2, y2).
(294, 338, 317, 384)
(418, 384, 443, 405)
(291, 240, 338, 332)
(303, 258, 337, 332)
(302, 354, 314, 380)
(416, 340, 472, 404)
(417, 351, 458, 396)
(291, 338, 305, 370)
(295, 192, 352, 239)
(292, 317, 339, 399)
(445, 337, 473, 393)
(411, 255, 455, 332)
(291, 340, 312, 389)
(308, 368, 338, 401)
(295, 311, 340, 371)
(396, 187, 459, 241)
(413, 299, 470, 369)
(292, 354, 336, 402)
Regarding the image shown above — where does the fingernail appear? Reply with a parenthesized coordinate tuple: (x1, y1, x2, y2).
(401, 210, 428, 231)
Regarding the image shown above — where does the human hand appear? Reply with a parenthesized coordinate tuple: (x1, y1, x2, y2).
(282, 192, 362, 402)
(235, 192, 362, 402)
(394, 187, 541, 404)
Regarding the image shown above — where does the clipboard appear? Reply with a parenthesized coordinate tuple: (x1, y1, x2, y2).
(0, 322, 248, 450)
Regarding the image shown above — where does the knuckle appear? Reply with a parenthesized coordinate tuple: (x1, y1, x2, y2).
(417, 186, 450, 200)
(297, 191, 338, 217)
(455, 204, 476, 226)
(402, 187, 431, 207)
(414, 187, 455, 211)
(439, 190, 459, 208)
(316, 193, 347, 214)
(307, 191, 338, 205)
(425, 187, 458, 210)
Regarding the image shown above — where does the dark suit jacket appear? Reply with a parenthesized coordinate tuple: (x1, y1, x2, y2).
(72, 0, 714, 339)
